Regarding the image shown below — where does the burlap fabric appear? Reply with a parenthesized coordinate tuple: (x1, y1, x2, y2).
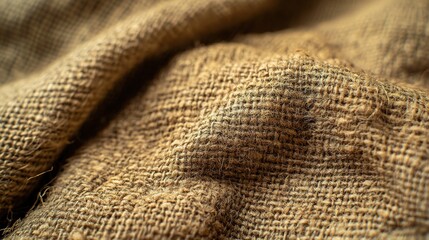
(1, 0, 428, 239)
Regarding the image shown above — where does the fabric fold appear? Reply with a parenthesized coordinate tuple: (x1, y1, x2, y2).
(6, 43, 429, 238)
(1, 0, 428, 239)
(0, 0, 275, 218)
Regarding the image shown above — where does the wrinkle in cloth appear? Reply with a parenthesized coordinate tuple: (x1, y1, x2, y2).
(0, 0, 428, 239)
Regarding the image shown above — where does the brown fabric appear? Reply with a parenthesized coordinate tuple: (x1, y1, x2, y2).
(1, 0, 428, 239)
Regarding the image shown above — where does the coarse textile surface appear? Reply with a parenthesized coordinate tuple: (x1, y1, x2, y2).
(0, 0, 428, 239)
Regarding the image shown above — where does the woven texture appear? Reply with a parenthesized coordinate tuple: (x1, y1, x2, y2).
(1, 0, 428, 239)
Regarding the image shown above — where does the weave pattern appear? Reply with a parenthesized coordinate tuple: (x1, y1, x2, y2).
(0, 0, 275, 218)
(1, 0, 429, 239)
